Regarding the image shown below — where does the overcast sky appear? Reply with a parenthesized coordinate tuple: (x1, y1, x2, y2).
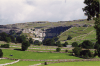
(0, 0, 87, 25)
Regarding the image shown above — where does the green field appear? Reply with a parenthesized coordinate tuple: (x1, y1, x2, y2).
(2, 49, 81, 60)
(0, 59, 15, 64)
(45, 61, 100, 66)
(59, 26, 96, 44)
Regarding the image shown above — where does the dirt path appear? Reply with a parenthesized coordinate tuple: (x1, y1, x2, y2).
(0, 59, 20, 66)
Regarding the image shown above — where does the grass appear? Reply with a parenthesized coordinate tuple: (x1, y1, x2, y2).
(59, 26, 95, 41)
(7, 61, 44, 66)
(2, 49, 81, 60)
(45, 61, 100, 66)
(0, 59, 15, 64)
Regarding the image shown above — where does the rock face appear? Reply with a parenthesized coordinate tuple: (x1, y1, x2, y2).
(22, 28, 46, 41)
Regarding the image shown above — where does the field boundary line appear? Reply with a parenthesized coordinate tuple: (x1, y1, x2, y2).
(0, 59, 20, 66)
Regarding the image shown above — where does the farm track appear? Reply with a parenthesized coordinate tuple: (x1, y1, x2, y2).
(0, 58, 20, 66)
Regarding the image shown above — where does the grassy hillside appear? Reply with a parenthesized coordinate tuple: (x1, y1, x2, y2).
(7, 19, 95, 29)
(58, 26, 96, 44)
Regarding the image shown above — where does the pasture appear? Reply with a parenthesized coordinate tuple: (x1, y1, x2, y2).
(44, 61, 100, 66)
(0, 59, 15, 64)
(2, 49, 81, 60)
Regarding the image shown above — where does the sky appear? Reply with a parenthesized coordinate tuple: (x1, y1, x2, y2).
(0, 0, 87, 25)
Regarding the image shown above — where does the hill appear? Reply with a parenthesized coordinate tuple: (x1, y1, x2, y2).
(0, 19, 95, 42)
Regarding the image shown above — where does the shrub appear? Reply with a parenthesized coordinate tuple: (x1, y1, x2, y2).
(73, 47, 82, 56)
(72, 42, 78, 47)
(5, 37, 11, 43)
(44, 62, 48, 65)
(1, 44, 9, 48)
(63, 42, 68, 47)
(56, 41, 61, 47)
(42, 38, 55, 46)
(81, 40, 94, 49)
(56, 48, 61, 52)
(34, 40, 41, 46)
(0, 49, 3, 58)
(80, 50, 93, 58)
(67, 35, 72, 40)
(65, 49, 68, 52)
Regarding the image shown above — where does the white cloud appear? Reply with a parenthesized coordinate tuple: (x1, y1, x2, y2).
(0, 0, 87, 25)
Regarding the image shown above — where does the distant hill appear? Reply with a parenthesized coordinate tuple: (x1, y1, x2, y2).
(0, 19, 95, 42)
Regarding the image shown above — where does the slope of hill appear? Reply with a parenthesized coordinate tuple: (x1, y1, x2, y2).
(0, 19, 95, 42)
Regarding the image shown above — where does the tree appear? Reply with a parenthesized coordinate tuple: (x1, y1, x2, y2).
(67, 35, 72, 40)
(21, 41, 30, 51)
(83, 0, 99, 20)
(72, 42, 78, 47)
(29, 38, 33, 44)
(56, 48, 61, 52)
(81, 40, 94, 49)
(1, 44, 9, 48)
(73, 47, 82, 56)
(83, 0, 100, 57)
(80, 50, 93, 58)
(0, 49, 3, 58)
(56, 41, 62, 47)
(5, 37, 11, 43)
(16, 35, 27, 43)
(0, 32, 7, 41)
(63, 42, 68, 47)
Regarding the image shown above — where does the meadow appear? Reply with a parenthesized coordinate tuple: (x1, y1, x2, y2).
(0, 59, 15, 64)
(2, 49, 81, 60)
(44, 61, 100, 66)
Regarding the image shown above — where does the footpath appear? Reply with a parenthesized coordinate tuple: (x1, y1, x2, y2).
(0, 58, 20, 66)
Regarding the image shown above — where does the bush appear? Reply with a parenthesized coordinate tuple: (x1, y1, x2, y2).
(56, 48, 61, 52)
(73, 47, 82, 56)
(63, 42, 68, 47)
(56, 41, 62, 47)
(65, 49, 68, 52)
(44, 62, 48, 65)
(72, 42, 78, 47)
(5, 37, 11, 43)
(42, 38, 55, 46)
(80, 50, 93, 58)
(0, 49, 3, 58)
(21, 41, 30, 51)
(81, 40, 94, 49)
(1, 44, 9, 48)
(67, 35, 72, 40)
(34, 40, 41, 46)
(29, 38, 33, 44)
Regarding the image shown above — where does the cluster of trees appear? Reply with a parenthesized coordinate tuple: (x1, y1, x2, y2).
(73, 47, 94, 58)
(0, 32, 15, 43)
(42, 38, 68, 47)
(0, 44, 9, 48)
(72, 40, 98, 58)
(72, 40, 94, 49)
